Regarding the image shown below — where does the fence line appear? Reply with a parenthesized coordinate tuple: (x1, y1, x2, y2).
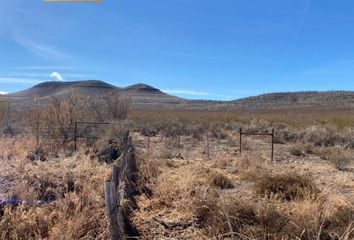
(0, 121, 124, 152)
(239, 128, 275, 161)
(105, 131, 139, 240)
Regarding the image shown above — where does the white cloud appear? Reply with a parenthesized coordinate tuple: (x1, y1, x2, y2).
(50, 72, 64, 81)
(0, 91, 8, 95)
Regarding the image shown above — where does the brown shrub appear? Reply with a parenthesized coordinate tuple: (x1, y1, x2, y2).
(252, 171, 319, 201)
(289, 144, 305, 157)
(304, 125, 353, 147)
(26, 147, 48, 162)
(209, 172, 234, 189)
(317, 147, 352, 171)
(194, 197, 257, 237)
(137, 153, 162, 197)
(274, 127, 303, 144)
(288, 143, 315, 157)
(185, 123, 207, 140)
(194, 196, 290, 239)
(158, 137, 180, 159)
(0, 191, 108, 239)
(209, 122, 228, 139)
(103, 91, 130, 121)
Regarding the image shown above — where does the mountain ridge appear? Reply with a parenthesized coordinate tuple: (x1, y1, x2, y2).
(2, 80, 354, 110)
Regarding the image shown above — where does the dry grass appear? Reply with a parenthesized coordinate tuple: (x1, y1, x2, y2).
(251, 171, 320, 201)
(289, 143, 315, 157)
(316, 147, 353, 171)
(2, 111, 354, 239)
(133, 151, 354, 239)
(131, 118, 354, 239)
(0, 138, 111, 239)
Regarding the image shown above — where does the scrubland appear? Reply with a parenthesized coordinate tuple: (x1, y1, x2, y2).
(1, 108, 354, 239)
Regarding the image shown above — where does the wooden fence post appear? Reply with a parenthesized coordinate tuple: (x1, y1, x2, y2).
(122, 131, 130, 161)
(128, 136, 133, 148)
(112, 165, 121, 191)
(239, 128, 242, 154)
(105, 182, 121, 240)
(124, 136, 138, 200)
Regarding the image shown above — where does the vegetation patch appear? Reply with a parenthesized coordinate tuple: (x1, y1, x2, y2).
(252, 171, 319, 201)
(317, 147, 352, 171)
(209, 172, 234, 189)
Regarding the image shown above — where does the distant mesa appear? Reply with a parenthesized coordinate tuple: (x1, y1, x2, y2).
(2, 80, 354, 111)
(33, 80, 116, 89)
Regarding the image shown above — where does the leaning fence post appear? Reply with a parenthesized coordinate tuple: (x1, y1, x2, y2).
(105, 182, 121, 240)
(271, 129, 274, 162)
(239, 128, 242, 154)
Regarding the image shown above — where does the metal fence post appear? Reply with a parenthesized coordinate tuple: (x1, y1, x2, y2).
(74, 122, 78, 151)
(239, 128, 242, 154)
(206, 131, 210, 159)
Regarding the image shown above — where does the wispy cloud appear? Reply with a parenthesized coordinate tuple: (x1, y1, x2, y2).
(11, 66, 77, 71)
(62, 73, 95, 79)
(0, 91, 8, 95)
(162, 89, 232, 99)
(0, 71, 94, 84)
(50, 72, 64, 81)
(287, 0, 312, 53)
(0, 77, 42, 84)
(162, 89, 210, 96)
(14, 36, 70, 60)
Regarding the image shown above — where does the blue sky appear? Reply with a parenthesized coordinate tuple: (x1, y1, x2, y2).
(1, 0, 354, 100)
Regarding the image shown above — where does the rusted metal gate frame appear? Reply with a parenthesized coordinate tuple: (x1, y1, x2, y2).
(239, 128, 275, 161)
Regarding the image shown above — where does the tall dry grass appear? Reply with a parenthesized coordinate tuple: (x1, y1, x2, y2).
(0, 137, 111, 239)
